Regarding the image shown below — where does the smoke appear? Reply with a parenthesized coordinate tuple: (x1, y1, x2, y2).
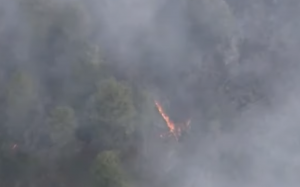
(184, 85, 300, 187)
(2, 0, 300, 187)
(90, 0, 300, 186)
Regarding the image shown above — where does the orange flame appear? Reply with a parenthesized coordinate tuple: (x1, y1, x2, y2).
(155, 101, 190, 141)
(155, 101, 176, 133)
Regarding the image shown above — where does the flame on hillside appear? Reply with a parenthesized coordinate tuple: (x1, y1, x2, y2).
(155, 101, 190, 141)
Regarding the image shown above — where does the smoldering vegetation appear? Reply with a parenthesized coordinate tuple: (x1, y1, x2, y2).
(0, 0, 300, 187)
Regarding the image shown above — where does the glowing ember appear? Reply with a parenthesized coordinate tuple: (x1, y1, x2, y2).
(155, 101, 190, 141)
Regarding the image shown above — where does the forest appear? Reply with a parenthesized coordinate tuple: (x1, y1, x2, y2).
(1, 0, 300, 187)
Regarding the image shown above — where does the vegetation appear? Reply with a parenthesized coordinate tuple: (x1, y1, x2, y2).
(0, 0, 296, 187)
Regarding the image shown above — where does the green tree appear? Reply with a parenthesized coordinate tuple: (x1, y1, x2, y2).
(91, 151, 128, 187)
(47, 106, 77, 152)
(4, 70, 40, 146)
(83, 78, 137, 149)
(65, 44, 104, 106)
(0, 148, 39, 187)
(89, 78, 136, 126)
(5, 71, 38, 116)
(20, 0, 91, 45)
(19, 0, 93, 104)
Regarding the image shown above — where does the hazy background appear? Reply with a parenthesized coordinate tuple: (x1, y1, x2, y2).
(1, 0, 300, 187)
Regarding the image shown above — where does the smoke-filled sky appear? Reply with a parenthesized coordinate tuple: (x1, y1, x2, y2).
(2, 0, 300, 187)
(92, 0, 300, 186)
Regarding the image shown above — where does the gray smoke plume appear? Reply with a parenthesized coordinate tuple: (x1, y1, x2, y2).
(91, 0, 300, 186)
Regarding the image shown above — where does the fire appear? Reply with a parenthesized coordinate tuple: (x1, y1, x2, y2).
(155, 101, 190, 141)
(155, 101, 176, 134)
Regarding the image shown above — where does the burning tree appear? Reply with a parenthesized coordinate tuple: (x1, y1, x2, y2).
(155, 101, 191, 141)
